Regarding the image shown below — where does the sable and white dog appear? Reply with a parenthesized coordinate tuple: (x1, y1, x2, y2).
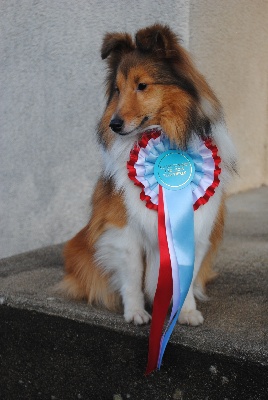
(62, 24, 236, 326)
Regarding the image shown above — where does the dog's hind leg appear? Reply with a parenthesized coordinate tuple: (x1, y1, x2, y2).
(194, 198, 225, 298)
(61, 226, 121, 311)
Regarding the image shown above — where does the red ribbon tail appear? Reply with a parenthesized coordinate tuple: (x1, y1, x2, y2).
(145, 186, 173, 375)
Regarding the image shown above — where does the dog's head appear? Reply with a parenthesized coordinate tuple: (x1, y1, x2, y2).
(99, 24, 221, 148)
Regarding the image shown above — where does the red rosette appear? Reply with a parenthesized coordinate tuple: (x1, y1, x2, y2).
(127, 128, 221, 211)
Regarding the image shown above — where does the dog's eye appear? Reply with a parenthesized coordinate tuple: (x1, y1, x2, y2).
(115, 86, 120, 94)
(137, 83, 147, 91)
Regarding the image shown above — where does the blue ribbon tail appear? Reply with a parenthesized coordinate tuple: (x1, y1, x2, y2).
(157, 185, 195, 369)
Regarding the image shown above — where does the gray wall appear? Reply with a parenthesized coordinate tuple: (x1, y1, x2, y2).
(1, 1, 268, 258)
(0, 1, 190, 258)
(189, 0, 268, 194)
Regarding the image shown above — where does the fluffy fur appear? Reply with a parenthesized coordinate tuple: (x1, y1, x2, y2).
(61, 24, 236, 326)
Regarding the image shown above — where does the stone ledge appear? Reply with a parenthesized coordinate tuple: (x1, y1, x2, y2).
(0, 187, 267, 399)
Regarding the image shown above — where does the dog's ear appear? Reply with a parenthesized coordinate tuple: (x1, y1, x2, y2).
(101, 32, 135, 102)
(101, 32, 135, 60)
(135, 24, 179, 59)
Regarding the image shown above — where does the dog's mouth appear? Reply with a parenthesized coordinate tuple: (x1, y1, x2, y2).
(109, 116, 150, 136)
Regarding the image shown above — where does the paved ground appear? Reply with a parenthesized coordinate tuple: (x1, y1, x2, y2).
(0, 187, 267, 399)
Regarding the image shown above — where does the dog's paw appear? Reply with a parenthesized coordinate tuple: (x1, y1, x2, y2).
(124, 309, 151, 325)
(178, 309, 204, 326)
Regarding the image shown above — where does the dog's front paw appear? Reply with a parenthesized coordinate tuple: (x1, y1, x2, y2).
(178, 309, 204, 326)
(124, 309, 151, 325)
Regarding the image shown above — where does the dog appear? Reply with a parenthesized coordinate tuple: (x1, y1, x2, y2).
(61, 24, 236, 327)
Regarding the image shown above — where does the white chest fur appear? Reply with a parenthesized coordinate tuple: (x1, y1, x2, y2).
(98, 122, 236, 313)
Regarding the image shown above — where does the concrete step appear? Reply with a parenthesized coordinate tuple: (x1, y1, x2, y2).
(0, 187, 267, 400)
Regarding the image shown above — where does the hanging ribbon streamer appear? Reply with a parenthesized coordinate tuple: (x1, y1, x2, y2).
(145, 186, 173, 374)
(127, 127, 221, 375)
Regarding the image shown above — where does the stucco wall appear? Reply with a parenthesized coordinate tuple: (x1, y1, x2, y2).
(189, 0, 268, 193)
(0, 0, 190, 258)
(1, 1, 268, 258)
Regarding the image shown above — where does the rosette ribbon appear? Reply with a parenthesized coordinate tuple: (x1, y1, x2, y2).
(127, 127, 221, 375)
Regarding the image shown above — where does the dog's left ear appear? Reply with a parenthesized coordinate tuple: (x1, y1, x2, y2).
(135, 24, 179, 59)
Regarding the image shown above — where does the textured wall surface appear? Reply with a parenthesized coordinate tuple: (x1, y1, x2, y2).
(0, 0, 190, 258)
(1, 1, 268, 258)
(189, 0, 268, 193)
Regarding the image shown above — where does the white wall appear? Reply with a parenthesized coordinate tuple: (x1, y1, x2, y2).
(1, 1, 268, 258)
(0, 0, 190, 258)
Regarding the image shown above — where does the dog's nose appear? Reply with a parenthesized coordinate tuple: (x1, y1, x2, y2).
(109, 118, 124, 133)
